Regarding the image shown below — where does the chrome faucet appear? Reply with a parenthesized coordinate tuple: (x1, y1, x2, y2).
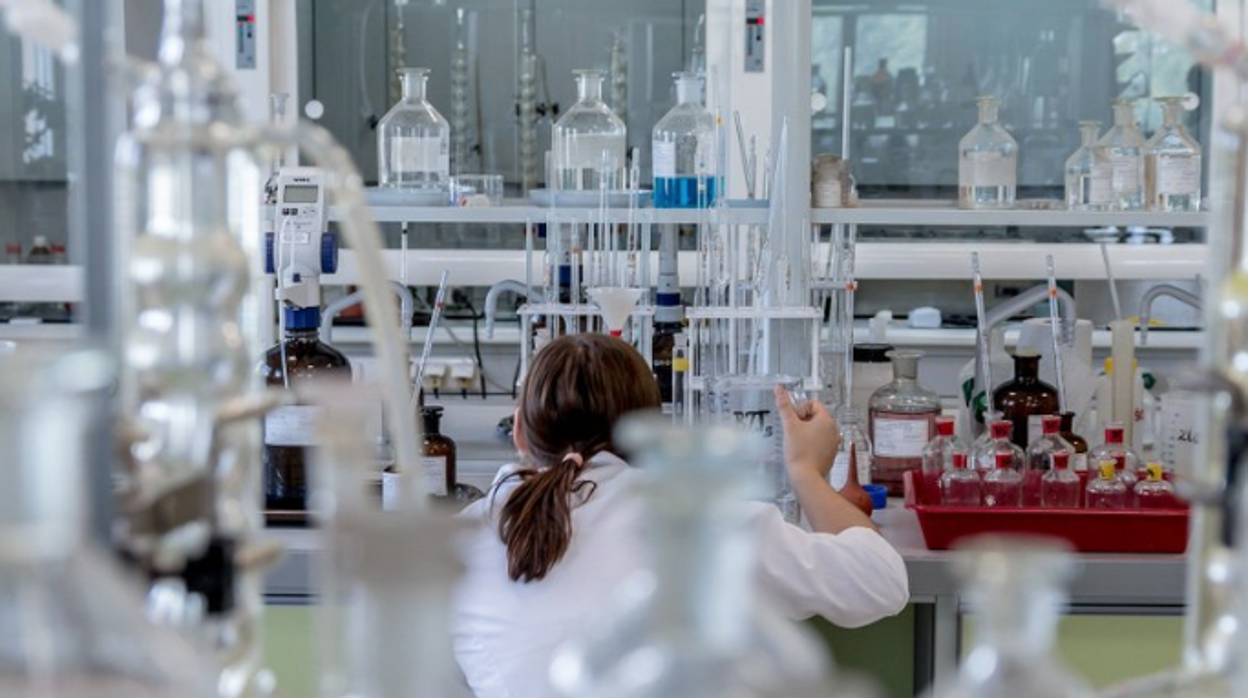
(974, 283, 1077, 401)
(1139, 283, 1203, 346)
(484, 279, 537, 339)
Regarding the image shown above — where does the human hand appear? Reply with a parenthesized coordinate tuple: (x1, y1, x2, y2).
(774, 385, 840, 482)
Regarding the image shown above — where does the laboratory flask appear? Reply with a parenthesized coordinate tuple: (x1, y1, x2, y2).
(550, 417, 841, 698)
(1023, 415, 1072, 506)
(993, 351, 1060, 449)
(705, 375, 805, 523)
(958, 96, 1018, 209)
(921, 416, 961, 486)
(970, 420, 1024, 474)
(552, 70, 627, 191)
(982, 453, 1022, 508)
(1145, 97, 1202, 212)
(868, 350, 940, 496)
(652, 72, 718, 208)
(1098, 99, 1146, 210)
(1065, 121, 1114, 211)
(0, 348, 214, 698)
(1041, 452, 1081, 508)
(941, 451, 982, 506)
(377, 68, 451, 192)
(1086, 460, 1128, 510)
(926, 536, 1092, 698)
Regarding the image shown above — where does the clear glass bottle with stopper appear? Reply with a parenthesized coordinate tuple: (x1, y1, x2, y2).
(652, 72, 718, 208)
(377, 67, 451, 192)
(1065, 120, 1114, 211)
(1041, 451, 1081, 508)
(868, 350, 941, 496)
(927, 535, 1092, 698)
(552, 69, 627, 192)
(941, 451, 981, 506)
(958, 95, 1018, 209)
(550, 416, 846, 698)
(1098, 99, 1146, 210)
(1086, 460, 1128, 509)
(1145, 96, 1202, 212)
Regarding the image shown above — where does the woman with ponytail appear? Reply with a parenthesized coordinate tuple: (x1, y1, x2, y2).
(452, 334, 908, 698)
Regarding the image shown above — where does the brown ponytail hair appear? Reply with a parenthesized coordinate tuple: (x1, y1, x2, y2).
(498, 333, 661, 582)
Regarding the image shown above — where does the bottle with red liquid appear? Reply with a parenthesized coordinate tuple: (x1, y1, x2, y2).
(921, 416, 960, 500)
(1089, 423, 1140, 501)
(982, 452, 1022, 507)
(1086, 459, 1128, 509)
(868, 350, 940, 495)
(1135, 463, 1177, 509)
(1023, 414, 1071, 506)
(1040, 451, 1081, 508)
(992, 351, 1060, 449)
(971, 419, 1024, 475)
(940, 450, 981, 506)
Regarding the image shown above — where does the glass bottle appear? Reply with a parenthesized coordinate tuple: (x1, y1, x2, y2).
(958, 95, 1018, 209)
(551, 417, 836, 698)
(0, 347, 215, 698)
(260, 306, 353, 515)
(831, 406, 874, 493)
(377, 67, 451, 192)
(552, 70, 627, 192)
(1088, 422, 1141, 492)
(1024, 414, 1072, 506)
(868, 350, 941, 496)
(422, 405, 456, 497)
(1144, 96, 1202, 212)
(983, 452, 1022, 507)
(652, 226, 683, 405)
(1086, 460, 1128, 509)
(941, 451, 981, 507)
(929, 536, 1090, 698)
(1059, 411, 1089, 471)
(993, 351, 1060, 450)
(1065, 120, 1114, 211)
(1098, 99, 1146, 210)
(921, 416, 960, 496)
(1042, 451, 1081, 508)
(652, 72, 717, 208)
(1135, 463, 1177, 510)
(971, 419, 1025, 475)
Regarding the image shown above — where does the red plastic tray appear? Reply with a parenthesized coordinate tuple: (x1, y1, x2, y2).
(903, 470, 1190, 554)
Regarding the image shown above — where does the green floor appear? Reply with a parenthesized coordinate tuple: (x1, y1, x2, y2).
(264, 605, 1185, 698)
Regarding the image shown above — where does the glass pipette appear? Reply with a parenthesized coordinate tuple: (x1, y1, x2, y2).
(412, 269, 450, 405)
(972, 252, 995, 415)
(1046, 255, 1068, 414)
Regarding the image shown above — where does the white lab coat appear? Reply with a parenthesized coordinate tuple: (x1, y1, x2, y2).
(450, 452, 910, 698)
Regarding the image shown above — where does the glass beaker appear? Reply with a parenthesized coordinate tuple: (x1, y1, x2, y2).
(1065, 120, 1114, 211)
(704, 374, 805, 523)
(652, 72, 717, 208)
(0, 348, 214, 698)
(550, 416, 838, 698)
(1144, 96, 1202, 212)
(1098, 99, 1146, 211)
(927, 536, 1091, 698)
(552, 70, 627, 192)
(377, 67, 451, 192)
(958, 96, 1018, 209)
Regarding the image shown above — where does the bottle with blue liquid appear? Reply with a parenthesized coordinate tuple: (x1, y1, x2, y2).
(652, 72, 718, 208)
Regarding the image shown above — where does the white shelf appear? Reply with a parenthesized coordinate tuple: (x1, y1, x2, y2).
(812, 199, 1210, 228)
(327, 201, 768, 226)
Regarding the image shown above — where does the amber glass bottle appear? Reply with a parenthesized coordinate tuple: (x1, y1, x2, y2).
(992, 352, 1060, 450)
(421, 405, 457, 497)
(261, 306, 352, 513)
(1059, 411, 1089, 471)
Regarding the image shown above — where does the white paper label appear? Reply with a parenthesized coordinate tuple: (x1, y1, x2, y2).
(873, 418, 930, 458)
(960, 151, 1016, 188)
(1157, 157, 1200, 195)
(653, 141, 676, 178)
(392, 136, 447, 175)
(264, 406, 320, 447)
(382, 471, 400, 511)
(1111, 153, 1141, 193)
(423, 456, 448, 497)
(1073, 453, 1089, 472)
(1088, 164, 1115, 204)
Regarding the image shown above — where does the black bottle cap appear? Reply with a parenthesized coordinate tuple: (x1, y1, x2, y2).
(422, 405, 444, 434)
(853, 343, 894, 363)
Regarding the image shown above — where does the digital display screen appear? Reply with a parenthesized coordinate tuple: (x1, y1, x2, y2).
(283, 185, 319, 204)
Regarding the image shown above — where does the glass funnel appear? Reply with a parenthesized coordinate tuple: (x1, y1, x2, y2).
(550, 416, 838, 698)
(958, 96, 1018, 209)
(552, 70, 627, 191)
(1065, 120, 1114, 211)
(926, 536, 1092, 698)
(652, 72, 718, 208)
(704, 375, 805, 523)
(1145, 97, 1202, 212)
(0, 348, 214, 698)
(377, 68, 451, 192)
(1098, 100, 1146, 210)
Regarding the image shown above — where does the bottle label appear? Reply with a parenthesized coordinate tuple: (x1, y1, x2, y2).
(381, 471, 400, 511)
(392, 136, 448, 175)
(1157, 157, 1200, 195)
(873, 418, 930, 458)
(1073, 452, 1089, 472)
(424, 456, 449, 497)
(960, 151, 1016, 188)
(264, 406, 321, 447)
(1088, 164, 1115, 205)
(653, 141, 676, 179)
(1111, 153, 1141, 192)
